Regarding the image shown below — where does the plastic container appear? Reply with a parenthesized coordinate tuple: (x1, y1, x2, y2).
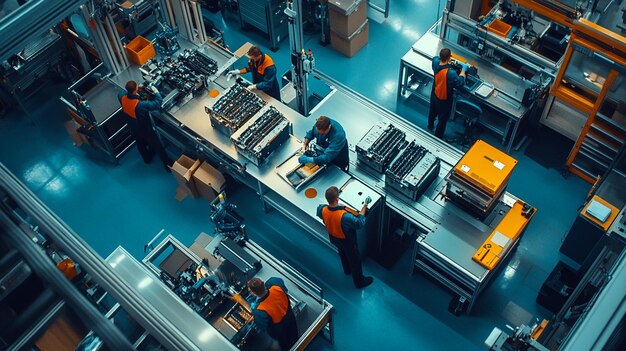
(487, 19, 512, 38)
(125, 36, 156, 65)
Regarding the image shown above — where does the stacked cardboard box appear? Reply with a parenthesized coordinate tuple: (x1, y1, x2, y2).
(329, 0, 369, 57)
(170, 155, 226, 202)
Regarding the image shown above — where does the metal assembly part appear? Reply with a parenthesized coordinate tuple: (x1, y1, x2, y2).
(385, 141, 440, 201)
(356, 122, 408, 173)
(140, 49, 218, 107)
(231, 106, 291, 166)
(207, 82, 267, 136)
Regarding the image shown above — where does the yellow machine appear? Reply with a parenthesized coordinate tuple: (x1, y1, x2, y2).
(453, 140, 517, 196)
(447, 140, 517, 218)
(473, 200, 536, 270)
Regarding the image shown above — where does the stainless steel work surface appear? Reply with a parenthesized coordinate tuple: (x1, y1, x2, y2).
(408, 32, 533, 118)
(83, 80, 123, 123)
(302, 89, 465, 230)
(106, 247, 236, 350)
(422, 213, 491, 280)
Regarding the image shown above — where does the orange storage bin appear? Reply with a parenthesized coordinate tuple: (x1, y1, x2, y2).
(487, 19, 512, 38)
(125, 36, 156, 65)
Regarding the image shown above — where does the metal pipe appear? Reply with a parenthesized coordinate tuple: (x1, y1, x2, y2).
(0, 164, 201, 351)
(0, 214, 135, 351)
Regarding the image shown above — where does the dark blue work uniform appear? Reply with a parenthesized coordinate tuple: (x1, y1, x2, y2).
(117, 91, 171, 167)
(428, 57, 465, 138)
(304, 118, 350, 171)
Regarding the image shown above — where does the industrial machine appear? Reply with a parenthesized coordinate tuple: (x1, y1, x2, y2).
(140, 48, 219, 108)
(0, 30, 72, 117)
(151, 236, 260, 348)
(238, 0, 289, 51)
(486, 321, 550, 351)
(206, 82, 267, 136)
(231, 105, 292, 166)
(209, 193, 248, 243)
(385, 141, 440, 201)
(446, 140, 517, 219)
(113, 0, 158, 38)
(356, 121, 408, 173)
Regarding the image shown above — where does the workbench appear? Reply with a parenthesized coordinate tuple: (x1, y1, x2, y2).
(398, 31, 539, 153)
(107, 39, 531, 315)
(108, 233, 334, 351)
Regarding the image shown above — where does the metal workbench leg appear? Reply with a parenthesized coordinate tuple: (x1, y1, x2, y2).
(506, 119, 521, 154)
(501, 119, 513, 149)
(409, 237, 419, 276)
(257, 180, 269, 213)
(397, 62, 406, 100)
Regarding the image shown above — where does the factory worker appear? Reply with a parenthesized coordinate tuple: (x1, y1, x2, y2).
(227, 45, 281, 100)
(117, 80, 172, 171)
(299, 116, 350, 171)
(317, 186, 373, 289)
(247, 277, 299, 351)
(428, 48, 468, 139)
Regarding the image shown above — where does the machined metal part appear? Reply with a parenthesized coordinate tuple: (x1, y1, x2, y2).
(231, 106, 292, 166)
(140, 49, 218, 108)
(207, 82, 267, 136)
(356, 122, 408, 173)
(385, 141, 440, 201)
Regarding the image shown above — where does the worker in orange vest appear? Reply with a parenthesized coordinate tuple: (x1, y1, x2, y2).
(247, 277, 298, 351)
(317, 186, 373, 289)
(428, 48, 468, 139)
(227, 45, 281, 100)
(117, 80, 172, 171)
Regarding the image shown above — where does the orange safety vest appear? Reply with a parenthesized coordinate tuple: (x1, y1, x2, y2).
(321, 206, 359, 239)
(434, 67, 450, 100)
(121, 95, 140, 119)
(257, 285, 289, 324)
(242, 54, 276, 76)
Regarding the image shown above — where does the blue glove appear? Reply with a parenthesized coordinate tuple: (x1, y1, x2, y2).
(298, 155, 314, 164)
(461, 63, 471, 72)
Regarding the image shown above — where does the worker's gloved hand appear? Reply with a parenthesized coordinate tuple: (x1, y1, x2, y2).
(149, 85, 159, 95)
(298, 155, 314, 164)
(364, 196, 372, 205)
(461, 63, 471, 72)
(226, 69, 240, 81)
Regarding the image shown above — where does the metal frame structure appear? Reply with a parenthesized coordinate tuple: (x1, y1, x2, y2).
(140, 234, 334, 350)
(0, 163, 206, 350)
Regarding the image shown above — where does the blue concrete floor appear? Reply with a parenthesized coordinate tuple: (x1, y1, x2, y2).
(0, 1, 592, 350)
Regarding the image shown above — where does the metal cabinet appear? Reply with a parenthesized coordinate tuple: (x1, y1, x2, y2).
(238, 0, 289, 50)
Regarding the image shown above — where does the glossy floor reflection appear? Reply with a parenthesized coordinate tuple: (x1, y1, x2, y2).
(0, 1, 591, 350)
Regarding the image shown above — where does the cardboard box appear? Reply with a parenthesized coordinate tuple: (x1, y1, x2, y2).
(192, 161, 226, 202)
(64, 119, 88, 147)
(170, 155, 201, 201)
(329, 0, 367, 38)
(331, 20, 369, 57)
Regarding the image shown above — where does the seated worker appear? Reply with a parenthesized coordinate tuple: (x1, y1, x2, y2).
(317, 186, 373, 289)
(228, 45, 281, 100)
(298, 116, 349, 171)
(428, 48, 467, 139)
(247, 277, 299, 351)
(117, 80, 172, 171)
